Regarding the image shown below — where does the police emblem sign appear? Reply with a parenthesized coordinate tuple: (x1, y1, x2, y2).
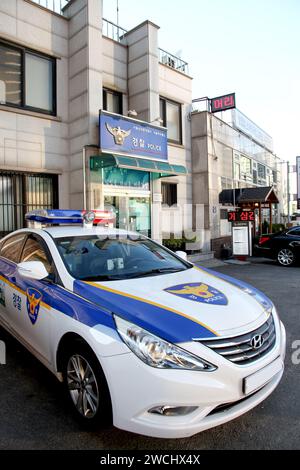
(26, 288, 43, 325)
(165, 283, 228, 306)
(99, 111, 168, 161)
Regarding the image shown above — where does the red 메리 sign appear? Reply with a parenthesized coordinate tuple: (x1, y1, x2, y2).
(211, 93, 236, 113)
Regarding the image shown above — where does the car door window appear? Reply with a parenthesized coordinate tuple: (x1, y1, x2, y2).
(20, 235, 53, 275)
(287, 228, 300, 236)
(0, 233, 26, 263)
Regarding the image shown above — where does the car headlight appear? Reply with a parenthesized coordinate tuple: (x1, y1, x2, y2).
(114, 315, 217, 372)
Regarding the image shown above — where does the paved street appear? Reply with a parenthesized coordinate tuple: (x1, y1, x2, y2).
(0, 260, 299, 450)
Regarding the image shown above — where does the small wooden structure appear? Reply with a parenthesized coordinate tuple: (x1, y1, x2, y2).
(219, 186, 279, 235)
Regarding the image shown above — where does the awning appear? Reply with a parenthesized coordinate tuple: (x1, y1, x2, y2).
(90, 154, 187, 176)
(219, 186, 279, 205)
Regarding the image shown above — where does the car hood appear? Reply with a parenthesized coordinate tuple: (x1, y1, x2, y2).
(74, 266, 273, 343)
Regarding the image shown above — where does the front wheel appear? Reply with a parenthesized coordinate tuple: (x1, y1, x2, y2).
(277, 248, 295, 267)
(62, 342, 112, 428)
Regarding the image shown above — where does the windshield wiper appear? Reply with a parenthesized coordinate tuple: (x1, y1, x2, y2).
(123, 267, 188, 279)
(79, 275, 125, 282)
(80, 267, 191, 282)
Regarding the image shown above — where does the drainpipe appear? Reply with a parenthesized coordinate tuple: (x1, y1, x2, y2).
(83, 145, 98, 211)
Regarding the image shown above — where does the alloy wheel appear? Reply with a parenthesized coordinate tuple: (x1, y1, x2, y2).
(278, 248, 294, 266)
(67, 354, 100, 419)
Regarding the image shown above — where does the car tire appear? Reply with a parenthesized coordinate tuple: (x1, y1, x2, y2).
(277, 248, 295, 267)
(62, 341, 112, 429)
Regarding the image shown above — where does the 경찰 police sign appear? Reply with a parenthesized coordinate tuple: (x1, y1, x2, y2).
(99, 111, 168, 161)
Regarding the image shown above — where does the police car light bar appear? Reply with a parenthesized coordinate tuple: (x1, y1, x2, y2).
(25, 210, 115, 227)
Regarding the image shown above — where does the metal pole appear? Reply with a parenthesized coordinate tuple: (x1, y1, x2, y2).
(83, 146, 87, 210)
(287, 161, 291, 225)
(117, 0, 119, 40)
(83, 145, 99, 211)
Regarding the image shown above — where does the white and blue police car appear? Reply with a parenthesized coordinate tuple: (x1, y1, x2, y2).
(0, 210, 286, 438)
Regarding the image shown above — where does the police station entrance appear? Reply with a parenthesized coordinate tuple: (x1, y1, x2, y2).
(85, 111, 187, 239)
(103, 167, 151, 236)
(104, 194, 151, 237)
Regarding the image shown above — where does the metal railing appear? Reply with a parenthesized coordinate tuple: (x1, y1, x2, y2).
(30, 0, 70, 15)
(102, 18, 128, 43)
(192, 97, 211, 113)
(102, 20, 190, 75)
(0, 171, 58, 238)
(159, 48, 189, 75)
(30, 3, 189, 74)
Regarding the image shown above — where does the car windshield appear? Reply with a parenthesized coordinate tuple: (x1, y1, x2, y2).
(55, 235, 191, 281)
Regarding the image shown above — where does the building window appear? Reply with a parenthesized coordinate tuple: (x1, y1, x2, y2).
(221, 177, 234, 190)
(25, 53, 54, 112)
(103, 88, 123, 114)
(220, 209, 228, 220)
(234, 162, 240, 181)
(103, 168, 150, 190)
(253, 169, 258, 184)
(240, 155, 252, 181)
(162, 183, 178, 206)
(160, 97, 182, 144)
(0, 171, 58, 238)
(0, 43, 21, 106)
(257, 163, 266, 181)
(0, 40, 56, 115)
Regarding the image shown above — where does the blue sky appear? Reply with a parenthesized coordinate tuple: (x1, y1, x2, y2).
(103, 0, 300, 162)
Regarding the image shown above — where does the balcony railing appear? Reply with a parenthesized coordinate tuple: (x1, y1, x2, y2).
(30, 0, 70, 15)
(30, 3, 190, 75)
(159, 48, 189, 75)
(102, 18, 128, 43)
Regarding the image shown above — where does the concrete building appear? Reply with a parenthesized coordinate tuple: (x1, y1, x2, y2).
(0, 0, 193, 240)
(0, 0, 288, 256)
(191, 106, 287, 255)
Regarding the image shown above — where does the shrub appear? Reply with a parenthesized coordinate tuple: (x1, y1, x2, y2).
(163, 238, 185, 252)
(271, 223, 285, 234)
(163, 234, 196, 252)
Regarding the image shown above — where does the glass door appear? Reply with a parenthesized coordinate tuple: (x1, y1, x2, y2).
(128, 197, 151, 235)
(104, 195, 151, 237)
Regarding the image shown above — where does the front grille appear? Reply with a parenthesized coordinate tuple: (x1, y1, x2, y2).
(198, 315, 276, 365)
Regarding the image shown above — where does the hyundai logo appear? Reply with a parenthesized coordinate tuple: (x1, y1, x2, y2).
(250, 334, 264, 350)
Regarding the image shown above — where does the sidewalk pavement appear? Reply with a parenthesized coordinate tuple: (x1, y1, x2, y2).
(195, 256, 273, 269)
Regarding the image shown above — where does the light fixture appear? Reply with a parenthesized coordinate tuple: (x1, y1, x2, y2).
(128, 110, 138, 117)
(149, 406, 198, 416)
(151, 117, 164, 125)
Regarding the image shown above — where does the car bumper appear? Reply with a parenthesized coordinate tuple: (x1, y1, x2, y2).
(254, 245, 274, 258)
(99, 319, 286, 439)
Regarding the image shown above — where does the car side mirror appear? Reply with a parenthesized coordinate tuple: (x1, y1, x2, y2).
(17, 261, 49, 281)
(175, 251, 188, 261)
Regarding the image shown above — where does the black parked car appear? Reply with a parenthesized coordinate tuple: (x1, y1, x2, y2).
(256, 226, 300, 266)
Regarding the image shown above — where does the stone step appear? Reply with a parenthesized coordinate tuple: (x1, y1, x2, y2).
(187, 251, 215, 263)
